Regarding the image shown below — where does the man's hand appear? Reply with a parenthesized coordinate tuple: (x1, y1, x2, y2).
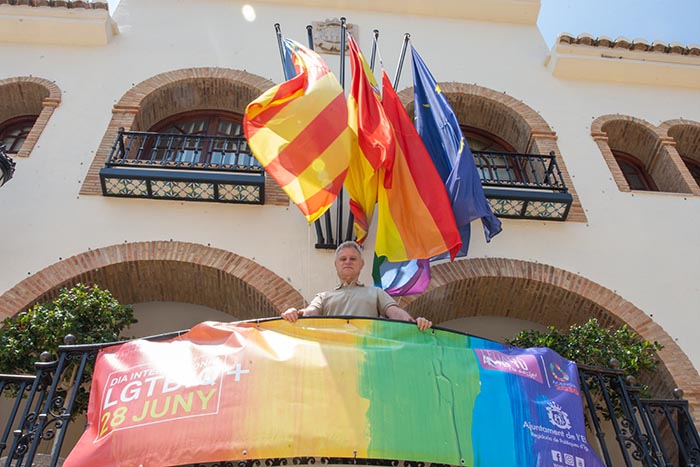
(415, 317, 432, 331)
(281, 307, 303, 322)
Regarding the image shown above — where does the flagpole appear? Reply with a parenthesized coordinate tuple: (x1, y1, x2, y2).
(369, 29, 379, 71)
(306, 24, 313, 46)
(336, 17, 348, 247)
(393, 33, 410, 90)
(274, 23, 289, 80)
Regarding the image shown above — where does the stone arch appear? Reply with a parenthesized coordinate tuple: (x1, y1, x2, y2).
(80, 67, 287, 204)
(401, 257, 700, 417)
(591, 114, 699, 194)
(398, 82, 586, 222)
(0, 241, 305, 323)
(0, 76, 61, 157)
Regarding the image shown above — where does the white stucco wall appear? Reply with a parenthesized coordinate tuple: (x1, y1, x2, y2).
(1, 1, 699, 371)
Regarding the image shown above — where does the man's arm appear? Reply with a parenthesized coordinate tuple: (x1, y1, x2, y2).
(281, 294, 323, 323)
(280, 306, 320, 322)
(385, 304, 433, 331)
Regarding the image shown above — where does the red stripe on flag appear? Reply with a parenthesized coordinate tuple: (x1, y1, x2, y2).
(262, 93, 349, 186)
(349, 199, 370, 244)
(244, 74, 310, 141)
(295, 169, 348, 219)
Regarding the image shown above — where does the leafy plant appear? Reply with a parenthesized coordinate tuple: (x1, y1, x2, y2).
(0, 283, 137, 416)
(506, 318, 663, 382)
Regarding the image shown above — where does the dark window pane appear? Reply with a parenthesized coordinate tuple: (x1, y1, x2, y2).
(613, 151, 656, 191)
(682, 157, 700, 186)
(0, 116, 38, 154)
(145, 111, 250, 167)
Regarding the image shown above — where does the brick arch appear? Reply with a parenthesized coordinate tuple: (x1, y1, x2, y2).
(0, 76, 61, 157)
(80, 68, 287, 204)
(401, 257, 700, 416)
(591, 114, 699, 194)
(0, 241, 305, 323)
(397, 82, 586, 222)
(661, 119, 700, 169)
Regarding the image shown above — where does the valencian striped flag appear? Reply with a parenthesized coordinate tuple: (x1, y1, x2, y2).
(346, 35, 461, 262)
(243, 39, 353, 222)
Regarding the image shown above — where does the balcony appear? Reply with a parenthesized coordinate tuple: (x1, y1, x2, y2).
(99, 129, 265, 204)
(97, 132, 572, 226)
(474, 150, 573, 221)
(1, 319, 697, 467)
(309, 149, 574, 249)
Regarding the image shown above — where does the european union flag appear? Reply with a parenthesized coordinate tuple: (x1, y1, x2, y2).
(411, 45, 502, 255)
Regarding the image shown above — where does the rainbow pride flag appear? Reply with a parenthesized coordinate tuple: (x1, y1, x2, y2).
(346, 36, 460, 261)
(65, 319, 604, 467)
(375, 71, 461, 262)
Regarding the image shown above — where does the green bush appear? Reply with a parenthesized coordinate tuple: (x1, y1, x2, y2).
(506, 318, 663, 382)
(0, 283, 137, 415)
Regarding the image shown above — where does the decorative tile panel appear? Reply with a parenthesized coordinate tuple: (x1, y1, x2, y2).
(103, 178, 148, 197)
(488, 198, 525, 217)
(151, 180, 215, 200)
(219, 184, 261, 203)
(525, 201, 568, 219)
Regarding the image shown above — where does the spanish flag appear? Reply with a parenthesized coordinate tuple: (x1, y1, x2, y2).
(345, 35, 394, 244)
(244, 39, 353, 222)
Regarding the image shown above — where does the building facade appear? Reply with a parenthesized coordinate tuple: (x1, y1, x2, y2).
(1, 0, 700, 440)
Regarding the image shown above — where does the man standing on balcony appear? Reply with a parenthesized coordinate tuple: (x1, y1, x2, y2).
(281, 241, 433, 330)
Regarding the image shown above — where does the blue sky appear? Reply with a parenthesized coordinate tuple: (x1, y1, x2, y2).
(107, 0, 700, 49)
(538, 0, 700, 48)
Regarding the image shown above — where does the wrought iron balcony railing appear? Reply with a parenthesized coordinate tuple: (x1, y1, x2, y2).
(1, 323, 698, 467)
(473, 150, 573, 221)
(99, 129, 265, 204)
(99, 130, 573, 235)
(313, 149, 574, 249)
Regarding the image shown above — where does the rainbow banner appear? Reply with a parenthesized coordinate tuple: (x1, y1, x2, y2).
(64, 319, 604, 467)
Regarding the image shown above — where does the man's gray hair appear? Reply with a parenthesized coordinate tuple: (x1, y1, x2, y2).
(335, 240, 363, 258)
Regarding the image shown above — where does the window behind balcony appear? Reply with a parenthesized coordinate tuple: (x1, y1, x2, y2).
(462, 126, 528, 184)
(145, 111, 255, 169)
(0, 115, 38, 154)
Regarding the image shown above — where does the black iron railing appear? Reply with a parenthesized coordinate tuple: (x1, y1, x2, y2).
(473, 150, 573, 221)
(105, 130, 262, 173)
(313, 149, 574, 249)
(473, 150, 568, 192)
(578, 363, 700, 467)
(1, 328, 698, 467)
(99, 129, 265, 204)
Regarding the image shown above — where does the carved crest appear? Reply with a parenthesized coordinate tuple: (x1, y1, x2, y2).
(311, 18, 358, 54)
